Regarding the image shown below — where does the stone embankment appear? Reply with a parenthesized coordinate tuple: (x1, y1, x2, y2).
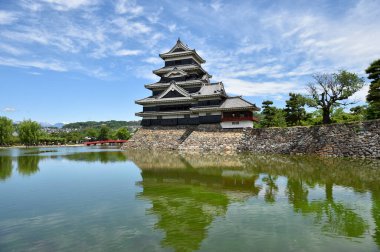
(122, 126, 192, 150)
(122, 119, 380, 158)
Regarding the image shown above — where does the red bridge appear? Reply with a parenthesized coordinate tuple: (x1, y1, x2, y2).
(84, 140, 128, 146)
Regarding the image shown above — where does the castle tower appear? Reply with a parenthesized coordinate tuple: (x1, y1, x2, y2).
(136, 39, 259, 128)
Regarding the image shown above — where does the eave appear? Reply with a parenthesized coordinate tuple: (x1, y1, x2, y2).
(135, 97, 195, 105)
(190, 106, 259, 112)
(145, 80, 205, 90)
(153, 64, 206, 76)
(136, 110, 192, 117)
(159, 51, 206, 64)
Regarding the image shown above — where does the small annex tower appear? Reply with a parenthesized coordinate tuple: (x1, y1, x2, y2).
(136, 39, 259, 128)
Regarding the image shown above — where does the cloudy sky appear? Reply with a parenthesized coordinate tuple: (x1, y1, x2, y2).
(0, 0, 379, 123)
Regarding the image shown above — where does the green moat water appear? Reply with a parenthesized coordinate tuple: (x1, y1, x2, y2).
(0, 147, 380, 251)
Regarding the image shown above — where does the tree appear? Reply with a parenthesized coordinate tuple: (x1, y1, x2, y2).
(86, 128, 98, 141)
(115, 127, 130, 140)
(0, 117, 14, 146)
(365, 59, 380, 119)
(18, 120, 41, 146)
(284, 93, 308, 126)
(98, 125, 110, 141)
(306, 70, 365, 124)
(259, 100, 286, 127)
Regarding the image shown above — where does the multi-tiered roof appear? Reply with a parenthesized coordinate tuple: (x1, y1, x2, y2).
(136, 39, 259, 128)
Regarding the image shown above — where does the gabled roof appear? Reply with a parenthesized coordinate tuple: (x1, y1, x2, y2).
(157, 81, 190, 99)
(190, 96, 260, 112)
(163, 67, 188, 78)
(159, 39, 206, 64)
(192, 82, 226, 97)
(145, 79, 205, 90)
(167, 38, 192, 53)
(220, 97, 259, 110)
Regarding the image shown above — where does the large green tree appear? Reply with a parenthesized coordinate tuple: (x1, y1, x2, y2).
(115, 127, 130, 140)
(259, 100, 286, 127)
(18, 120, 42, 146)
(0, 117, 14, 146)
(306, 70, 365, 124)
(365, 59, 380, 119)
(284, 93, 308, 126)
(98, 125, 111, 141)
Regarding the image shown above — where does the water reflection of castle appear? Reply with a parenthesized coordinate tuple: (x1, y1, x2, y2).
(127, 150, 380, 251)
(1, 151, 380, 250)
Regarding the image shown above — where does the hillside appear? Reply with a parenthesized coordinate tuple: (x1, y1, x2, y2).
(63, 120, 141, 129)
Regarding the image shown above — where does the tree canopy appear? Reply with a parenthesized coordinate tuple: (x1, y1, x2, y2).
(306, 70, 365, 124)
(365, 59, 380, 119)
(284, 93, 308, 126)
(98, 125, 111, 141)
(115, 127, 130, 140)
(63, 120, 140, 129)
(259, 100, 286, 128)
(18, 120, 42, 146)
(0, 117, 14, 146)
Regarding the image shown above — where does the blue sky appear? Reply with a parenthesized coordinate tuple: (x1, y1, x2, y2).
(0, 0, 379, 123)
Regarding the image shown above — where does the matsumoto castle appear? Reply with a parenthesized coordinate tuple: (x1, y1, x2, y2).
(136, 39, 259, 129)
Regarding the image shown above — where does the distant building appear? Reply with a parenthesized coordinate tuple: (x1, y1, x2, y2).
(136, 39, 259, 128)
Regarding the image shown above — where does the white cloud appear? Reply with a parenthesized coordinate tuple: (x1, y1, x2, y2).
(143, 57, 162, 65)
(349, 85, 369, 103)
(0, 11, 17, 25)
(39, 0, 96, 11)
(114, 49, 142, 56)
(135, 65, 159, 81)
(223, 65, 284, 78)
(222, 78, 302, 96)
(0, 43, 28, 56)
(210, 0, 222, 11)
(111, 18, 151, 37)
(0, 57, 67, 71)
(3, 107, 16, 112)
(18, 0, 43, 11)
(168, 24, 176, 32)
(115, 0, 143, 15)
(261, 1, 380, 74)
(237, 43, 270, 55)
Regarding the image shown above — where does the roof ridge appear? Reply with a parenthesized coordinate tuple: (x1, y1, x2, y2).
(156, 81, 190, 99)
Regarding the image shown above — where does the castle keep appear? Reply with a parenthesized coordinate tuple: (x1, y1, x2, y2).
(136, 39, 259, 128)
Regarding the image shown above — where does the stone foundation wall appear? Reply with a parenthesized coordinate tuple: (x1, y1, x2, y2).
(121, 126, 193, 150)
(239, 120, 380, 158)
(122, 120, 380, 158)
(179, 130, 244, 154)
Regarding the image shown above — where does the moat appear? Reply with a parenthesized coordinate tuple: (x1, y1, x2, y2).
(0, 147, 379, 251)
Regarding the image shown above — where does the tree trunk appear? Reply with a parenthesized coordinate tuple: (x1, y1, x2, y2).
(326, 182, 333, 202)
(322, 107, 331, 124)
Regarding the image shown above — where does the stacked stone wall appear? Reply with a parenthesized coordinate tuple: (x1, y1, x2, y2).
(239, 120, 380, 158)
(179, 130, 244, 154)
(122, 120, 380, 158)
(121, 126, 193, 150)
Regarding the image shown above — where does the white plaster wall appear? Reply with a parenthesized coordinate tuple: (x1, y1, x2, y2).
(221, 121, 253, 129)
(211, 111, 221, 115)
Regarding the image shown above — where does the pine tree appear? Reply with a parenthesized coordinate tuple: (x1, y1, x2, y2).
(365, 59, 380, 119)
(260, 100, 286, 127)
(284, 93, 307, 126)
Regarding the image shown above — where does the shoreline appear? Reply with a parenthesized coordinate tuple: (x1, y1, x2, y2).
(0, 144, 84, 149)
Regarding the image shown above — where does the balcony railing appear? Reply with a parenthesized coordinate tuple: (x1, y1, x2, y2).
(222, 116, 258, 122)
